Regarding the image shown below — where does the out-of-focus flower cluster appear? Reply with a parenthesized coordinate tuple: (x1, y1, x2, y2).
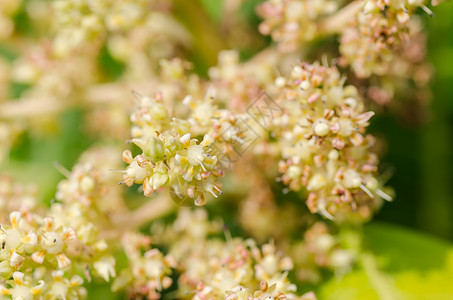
(266, 62, 391, 221)
(112, 232, 174, 299)
(0, 0, 22, 39)
(0, 174, 38, 221)
(290, 222, 357, 283)
(151, 208, 314, 300)
(257, 0, 339, 52)
(52, 0, 190, 79)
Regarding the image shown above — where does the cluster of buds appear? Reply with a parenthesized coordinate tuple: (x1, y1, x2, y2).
(340, 0, 441, 79)
(160, 210, 295, 298)
(52, 0, 190, 76)
(257, 0, 338, 52)
(363, 0, 442, 25)
(0, 147, 125, 299)
(56, 146, 126, 215)
(208, 50, 271, 112)
(0, 174, 38, 221)
(225, 282, 317, 300)
(52, 0, 149, 56)
(122, 90, 242, 206)
(0, 208, 114, 298)
(340, 10, 407, 78)
(0, 270, 86, 300)
(268, 62, 391, 220)
(180, 237, 297, 299)
(112, 233, 175, 299)
(290, 222, 356, 283)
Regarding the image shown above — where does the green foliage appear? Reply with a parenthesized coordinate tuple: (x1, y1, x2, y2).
(318, 223, 453, 300)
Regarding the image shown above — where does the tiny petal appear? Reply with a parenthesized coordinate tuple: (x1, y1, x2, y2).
(56, 253, 72, 269)
(22, 231, 38, 245)
(9, 212, 21, 229)
(13, 272, 24, 285)
(31, 280, 45, 295)
(31, 251, 46, 264)
(62, 227, 78, 241)
(10, 251, 25, 268)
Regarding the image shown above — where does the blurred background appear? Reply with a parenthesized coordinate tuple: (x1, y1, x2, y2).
(4, 0, 452, 240)
(1, 1, 453, 298)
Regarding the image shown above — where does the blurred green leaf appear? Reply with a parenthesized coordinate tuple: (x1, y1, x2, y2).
(318, 222, 453, 300)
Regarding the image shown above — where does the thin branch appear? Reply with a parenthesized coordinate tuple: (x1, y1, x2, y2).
(100, 193, 175, 239)
(318, 1, 361, 35)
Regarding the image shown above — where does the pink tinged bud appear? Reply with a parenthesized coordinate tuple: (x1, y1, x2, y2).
(311, 75, 323, 87)
(136, 155, 149, 168)
(201, 171, 211, 179)
(122, 150, 133, 163)
(162, 276, 173, 289)
(164, 255, 177, 268)
(260, 280, 268, 292)
(355, 111, 375, 124)
(323, 109, 335, 119)
(308, 93, 320, 104)
(143, 178, 154, 197)
(332, 137, 345, 149)
(362, 164, 377, 172)
(350, 132, 364, 146)
(330, 122, 340, 133)
(56, 253, 72, 269)
(314, 155, 324, 167)
(32, 251, 46, 264)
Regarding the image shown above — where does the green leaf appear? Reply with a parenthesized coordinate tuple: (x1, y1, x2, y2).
(317, 222, 453, 300)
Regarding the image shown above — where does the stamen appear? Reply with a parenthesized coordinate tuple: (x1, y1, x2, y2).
(53, 161, 72, 178)
(376, 189, 392, 201)
(360, 184, 374, 198)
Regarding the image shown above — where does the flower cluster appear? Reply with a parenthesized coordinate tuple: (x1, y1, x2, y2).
(122, 90, 242, 206)
(225, 282, 316, 300)
(0, 174, 38, 221)
(0, 211, 92, 299)
(155, 208, 302, 299)
(267, 62, 391, 220)
(52, 0, 148, 56)
(52, 0, 190, 77)
(340, 10, 407, 78)
(257, 0, 339, 52)
(290, 222, 357, 283)
(112, 233, 175, 299)
(56, 146, 126, 215)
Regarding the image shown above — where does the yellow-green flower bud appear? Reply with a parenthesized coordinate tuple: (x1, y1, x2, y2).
(144, 137, 165, 162)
